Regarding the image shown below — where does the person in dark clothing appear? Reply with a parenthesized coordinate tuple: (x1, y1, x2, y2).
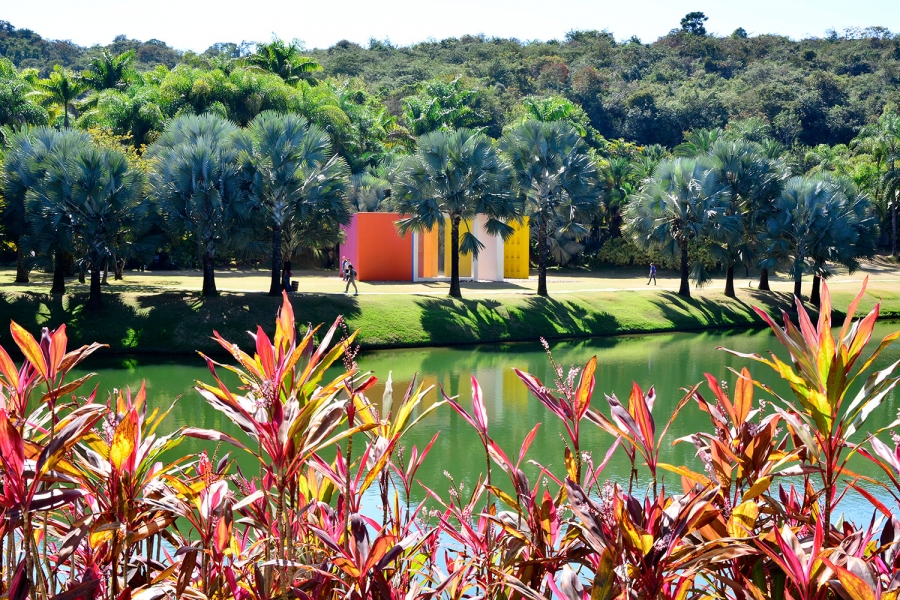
(282, 261, 292, 292)
(343, 262, 358, 295)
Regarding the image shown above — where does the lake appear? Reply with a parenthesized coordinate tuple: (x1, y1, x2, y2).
(73, 321, 900, 521)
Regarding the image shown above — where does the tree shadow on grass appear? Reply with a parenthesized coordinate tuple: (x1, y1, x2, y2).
(0, 290, 364, 356)
(414, 295, 620, 346)
(647, 290, 803, 332)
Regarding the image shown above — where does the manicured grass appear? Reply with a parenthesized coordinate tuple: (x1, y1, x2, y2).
(2, 283, 898, 354)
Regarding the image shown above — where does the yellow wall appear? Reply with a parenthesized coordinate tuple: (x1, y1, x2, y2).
(504, 217, 530, 279)
(444, 217, 472, 277)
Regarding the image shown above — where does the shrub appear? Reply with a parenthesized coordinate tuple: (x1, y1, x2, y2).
(0, 282, 898, 599)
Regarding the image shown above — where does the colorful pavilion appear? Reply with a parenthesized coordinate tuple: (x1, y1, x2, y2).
(339, 213, 529, 282)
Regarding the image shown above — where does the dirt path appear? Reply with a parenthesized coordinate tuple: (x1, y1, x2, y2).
(2, 257, 898, 298)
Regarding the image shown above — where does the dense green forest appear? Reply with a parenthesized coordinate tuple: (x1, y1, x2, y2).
(4, 18, 900, 146)
(1, 15, 899, 306)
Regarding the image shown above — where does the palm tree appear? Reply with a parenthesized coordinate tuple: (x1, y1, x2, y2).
(707, 139, 785, 297)
(81, 49, 136, 92)
(394, 128, 517, 298)
(856, 112, 900, 256)
(673, 128, 723, 158)
(517, 95, 590, 137)
(147, 114, 250, 296)
(30, 65, 87, 129)
(501, 120, 600, 297)
(0, 59, 48, 130)
(236, 111, 350, 295)
(624, 158, 740, 298)
(2, 127, 94, 291)
(27, 140, 150, 309)
(596, 155, 637, 239)
(762, 176, 836, 300)
(247, 39, 322, 85)
(347, 172, 392, 212)
(808, 175, 879, 305)
(401, 77, 487, 136)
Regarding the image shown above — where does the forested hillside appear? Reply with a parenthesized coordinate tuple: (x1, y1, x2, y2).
(3, 18, 900, 147)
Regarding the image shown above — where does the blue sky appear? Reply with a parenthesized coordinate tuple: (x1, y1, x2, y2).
(4, 0, 899, 52)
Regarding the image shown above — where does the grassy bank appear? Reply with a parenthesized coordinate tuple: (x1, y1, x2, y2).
(2, 283, 899, 354)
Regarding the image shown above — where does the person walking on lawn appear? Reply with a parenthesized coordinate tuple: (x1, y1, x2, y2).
(344, 261, 358, 295)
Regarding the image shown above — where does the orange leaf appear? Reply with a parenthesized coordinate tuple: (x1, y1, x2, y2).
(575, 356, 596, 419)
(734, 368, 753, 425)
(275, 291, 295, 358)
(704, 373, 738, 426)
(10, 321, 47, 380)
(109, 409, 138, 472)
(0, 345, 19, 389)
(628, 381, 655, 449)
(48, 325, 67, 381)
(822, 558, 875, 600)
(134, 381, 147, 412)
(214, 514, 231, 554)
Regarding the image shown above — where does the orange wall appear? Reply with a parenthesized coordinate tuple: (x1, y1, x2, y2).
(354, 213, 413, 282)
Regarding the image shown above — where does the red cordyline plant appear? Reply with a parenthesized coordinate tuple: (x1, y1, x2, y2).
(2, 282, 900, 600)
(0, 322, 105, 599)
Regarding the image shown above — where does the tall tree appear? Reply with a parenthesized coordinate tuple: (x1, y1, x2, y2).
(147, 114, 250, 296)
(247, 39, 322, 85)
(0, 58, 48, 130)
(808, 175, 879, 305)
(2, 127, 93, 291)
(402, 77, 489, 137)
(347, 172, 392, 212)
(856, 112, 900, 256)
(27, 139, 150, 309)
(501, 120, 600, 296)
(680, 12, 709, 35)
(624, 157, 741, 298)
(596, 156, 637, 239)
(707, 139, 784, 297)
(81, 49, 137, 92)
(762, 176, 836, 300)
(394, 128, 517, 298)
(30, 65, 87, 129)
(236, 111, 349, 295)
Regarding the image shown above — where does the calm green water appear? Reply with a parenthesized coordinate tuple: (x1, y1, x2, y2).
(73, 323, 900, 519)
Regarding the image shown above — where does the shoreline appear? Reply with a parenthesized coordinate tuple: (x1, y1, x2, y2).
(2, 282, 898, 355)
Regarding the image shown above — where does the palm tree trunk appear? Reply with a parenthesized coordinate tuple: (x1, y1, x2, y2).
(537, 220, 549, 297)
(758, 267, 770, 291)
(724, 264, 735, 298)
(449, 216, 462, 298)
(678, 239, 690, 298)
(269, 224, 283, 296)
(87, 267, 103, 310)
(51, 250, 66, 294)
(893, 202, 897, 257)
(15, 246, 28, 283)
(811, 274, 821, 307)
(114, 253, 124, 280)
(102, 260, 109, 285)
(793, 260, 803, 300)
(202, 249, 218, 296)
(610, 209, 622, 238)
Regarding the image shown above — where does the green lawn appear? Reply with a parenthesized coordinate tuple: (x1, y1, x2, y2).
(2, 284, 897, 354)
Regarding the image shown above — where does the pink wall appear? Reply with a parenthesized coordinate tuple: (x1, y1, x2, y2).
(340, 213, 413, 282)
